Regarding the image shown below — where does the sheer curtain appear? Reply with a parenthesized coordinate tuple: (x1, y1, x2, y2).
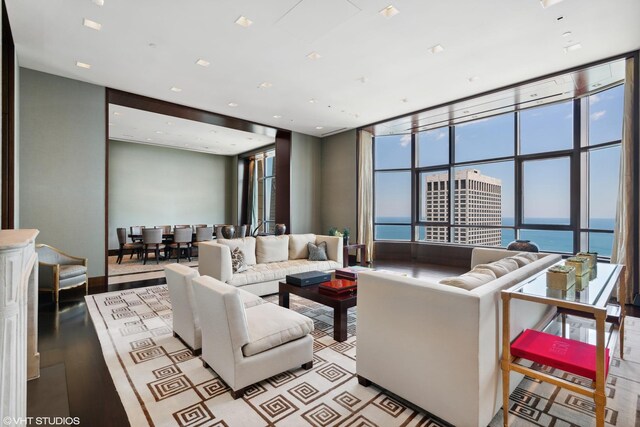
(611, 57, 635, 304)
(358, 130, 374, 263)
(246, 159, 258, 232)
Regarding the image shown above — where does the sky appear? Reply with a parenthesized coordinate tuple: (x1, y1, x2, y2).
(374, 84, 624, 226)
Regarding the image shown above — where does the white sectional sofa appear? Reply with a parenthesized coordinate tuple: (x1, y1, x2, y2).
(356, 247, 561, 427)
(198, 234, 343, 296)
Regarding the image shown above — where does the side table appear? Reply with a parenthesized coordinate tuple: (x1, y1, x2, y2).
(343, 243, 367, 268)
(501, 262, 625, 427)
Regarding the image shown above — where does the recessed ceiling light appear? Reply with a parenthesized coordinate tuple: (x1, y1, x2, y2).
(170, 86, 182, 92)
(315, 126, 323, 130)
(463, 110, 470, 114)
(592, 83, 602, 88)
(123, 134, 134, 137)
(259, 82, 273, 89)
(184, 144, 189, 147)
(235, 16, 253, 28)
(108, 122, 113, 126)
(195, 59, 210, 67)
(204, 146, 209, 149)
(472, 115, 478, 119)
(562, 31, 572, 37)
(379, 5, 399, 18)
(556, 16, 564, 21)
(401, 98, 408, 103)
(530, 93, 538, 98)
(307, 51, 321, 60)
(564, 42, 582, 53)
(428, 44, 444, 54)
(146, 138, 152, 141)
(228, 102, 238, 107)
(75, 61, 91, 69)
(358, 76, 369, 84)
(166, 122, 173, 125)
(83, 18, 102, 31)
(113, 111, 121, 116)
(540, 0, 564, 8)
(248, 137, 253, 140)
(468, 76, 480, 83)
(92, 0, 104, 6)
(155, 131, 163, 134)
(273, 115, 282, 119)
(309, 98, 317, 104)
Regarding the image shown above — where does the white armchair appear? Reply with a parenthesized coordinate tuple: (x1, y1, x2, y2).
(165, 264, 201, 354)
(165, 264, 265, 355)
(191, 275, 314, 398)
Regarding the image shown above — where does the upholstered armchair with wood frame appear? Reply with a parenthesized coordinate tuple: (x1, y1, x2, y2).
(36, 244, 88, 303)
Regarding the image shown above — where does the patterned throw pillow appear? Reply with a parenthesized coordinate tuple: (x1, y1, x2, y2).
(307, 241, 328, 261)
(231, 247, 248, 273)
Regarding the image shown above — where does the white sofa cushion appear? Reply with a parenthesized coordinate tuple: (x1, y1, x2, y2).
(242, 303, 314, 357)
(289, 234, 317, 259)
(507, 255, 533, 267)
(475, 258, 519, 278)
(439, 267, 496, 290)
(217, 237, 257, 266)
(228, 259, 341, 287)
(256, 235, 289, 264)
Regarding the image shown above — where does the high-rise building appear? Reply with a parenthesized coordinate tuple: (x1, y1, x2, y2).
(423, 169, 502, 246)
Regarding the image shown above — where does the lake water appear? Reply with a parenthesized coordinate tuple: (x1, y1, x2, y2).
(375, 217, 615, 257)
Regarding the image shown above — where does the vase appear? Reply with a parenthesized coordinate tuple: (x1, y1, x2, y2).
(221, 225, 235, 239)
(507, 239, 539, 253)
(274, 224, 286, 236)
(344, 236, 349, 246)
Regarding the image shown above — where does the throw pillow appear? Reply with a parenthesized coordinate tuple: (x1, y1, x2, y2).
(231, 247, 248, 273)
(307, 241, 328, 261)
(507, 255, 532, 267)
(288, 234, 317, 259)
(217, 237, 257, 265)
(439, 267, 496, 291)
(256, 235, 289, 264)
(475, 258, 519, 278)
(516, 252, 538, 262)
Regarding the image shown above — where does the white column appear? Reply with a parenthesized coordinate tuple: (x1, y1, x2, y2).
(0, 229, 40, 421)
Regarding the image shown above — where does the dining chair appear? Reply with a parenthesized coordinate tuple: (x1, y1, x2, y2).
(192, 227, 213, 256)
(116, 227, 143, 264)
(167, 227, 193, 263)
(129, 225, 144, 243)
(174, 224, 191, 229)
(142, 228, 165, 265)
(156, 225, 172, 233)
(192, 224, 207, 232)
(236, 224, 248, 238)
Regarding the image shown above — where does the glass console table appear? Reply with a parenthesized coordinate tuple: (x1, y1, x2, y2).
(501, 262, 626, 427)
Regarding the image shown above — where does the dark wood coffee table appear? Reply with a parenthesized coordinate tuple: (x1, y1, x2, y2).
(279, 280, 357, 342)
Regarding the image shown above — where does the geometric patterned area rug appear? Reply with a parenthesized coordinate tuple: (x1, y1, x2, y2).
(86, 285, 640, 427)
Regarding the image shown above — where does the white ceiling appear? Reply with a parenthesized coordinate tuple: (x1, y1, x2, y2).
(6, 0, 640, 138)
(108, 105, 275, 155)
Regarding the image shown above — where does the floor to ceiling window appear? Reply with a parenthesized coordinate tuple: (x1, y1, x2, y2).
(372, 84, 624, 258)
(247, 148, 276, 234)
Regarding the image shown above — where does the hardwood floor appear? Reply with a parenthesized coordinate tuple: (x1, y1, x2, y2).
(27, 261, 638, 426)
(28, 282, 155, 426)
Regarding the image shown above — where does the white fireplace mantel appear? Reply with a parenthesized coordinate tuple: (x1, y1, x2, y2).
(0, 229, 40, 421)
